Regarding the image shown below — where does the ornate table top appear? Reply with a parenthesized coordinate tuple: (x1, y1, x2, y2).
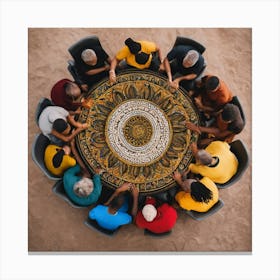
(77, 70, 200, 194)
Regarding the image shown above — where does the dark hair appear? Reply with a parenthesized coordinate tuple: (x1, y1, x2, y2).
(221, 103, 240, 122)
(135, 52, 150, 65)
(206, 76, 219, 91)
(52, 149, 65, 168)
(125, 37, 141, 54)
(109, 193, 125, 210)
(53, 118, 68, 133)
(190, 181, 213, 203)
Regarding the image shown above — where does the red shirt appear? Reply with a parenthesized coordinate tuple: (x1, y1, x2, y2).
(136, 201, 177, 234)
(51, 79, 81, 111)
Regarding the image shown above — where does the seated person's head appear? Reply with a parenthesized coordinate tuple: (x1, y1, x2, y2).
(109, 193, 126, 211)
(196, 149, 213, 165)
(221, 103, 240, 123)
(52, 145, 71, 168)
(64, 81, 81, 100)
(205, 76, 220, 92)
(190, 181, 213, 203)
(124, 38, 141, 54)
(53, 118, 71, 135)
(81, 49, 97, 65)
(182, 50, 199, 68)
(142, 204, 157, 222)
(73, 177, 94, 197)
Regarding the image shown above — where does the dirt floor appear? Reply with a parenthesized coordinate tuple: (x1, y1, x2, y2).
(28, 28, 252, 252)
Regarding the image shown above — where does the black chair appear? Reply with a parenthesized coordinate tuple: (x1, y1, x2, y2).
(231, 96, 246, 125)
(170, 36, 207, 89)
(185, 199, 224, 221)
(84, 218, 120, 236)
(67, 35, 109, 84)
(173, 36, 206, 54)
(216, 139, 249, 189)
(35, 97, 53, 126)
(52, 180, 86, 208)
(144, 228, 172, 237)
(31, 133, 61, 180)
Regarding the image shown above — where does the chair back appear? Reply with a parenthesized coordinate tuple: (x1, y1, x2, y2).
(216, 140, 249, 189)
(35, 98, 53, 126)
(52, 180, 86, 208)
(84, 218, 120, 236)
(173, 36, 206, 54)
(185, 199, 224, 221)
(231, 96, 246, 125)
(31, 133, 61, 180)
(144, 228, 172, 237)
(68, 35, 105, 63)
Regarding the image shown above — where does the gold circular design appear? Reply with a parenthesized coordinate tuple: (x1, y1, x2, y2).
(77, 70, 200, 194)
(123, 116, 153, 147)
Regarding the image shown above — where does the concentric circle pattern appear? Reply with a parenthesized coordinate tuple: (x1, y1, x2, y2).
(106, 100, 171, 165)
(77, 70, 200, 193)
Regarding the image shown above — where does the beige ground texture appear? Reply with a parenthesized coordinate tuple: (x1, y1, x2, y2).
(28, 28, 251, 252)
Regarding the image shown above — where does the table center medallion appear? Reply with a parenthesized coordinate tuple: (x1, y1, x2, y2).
(77, 70, 200, 193)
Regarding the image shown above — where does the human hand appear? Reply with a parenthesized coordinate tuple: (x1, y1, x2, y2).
(104, 65, 110, 71)
(168, 80, 179, 89)
(172, 170, 182, 182)
(117, 182, 133, 193)
(109, 70, 116, 85)
(94, 167, 105, 175)
(185, 122, 201, 134)
(80, 84, 88, 92)
(194, 97, 203, 108)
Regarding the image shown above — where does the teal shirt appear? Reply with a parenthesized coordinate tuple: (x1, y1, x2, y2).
(63, 164, 102, 206)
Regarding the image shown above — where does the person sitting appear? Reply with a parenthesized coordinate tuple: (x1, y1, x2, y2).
(76, 48, 112, 87)
(187, 141, 238, 184)
(50, 79, 90, 114)
(63, 164, 103, 207)
(186, 103, 245, 146)
(162, 45, 205, 91)
(193, 75, 233, 117)
(44, 144, 76, 176)
(109, 37, 162, 84)
(135, 196, 177, 234)
(173, 171, 219, 212)
(38, 105, 88, 145)
(88, 182, 139, 231)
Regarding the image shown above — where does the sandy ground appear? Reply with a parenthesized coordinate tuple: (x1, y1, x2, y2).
(28, 28, 251, 252)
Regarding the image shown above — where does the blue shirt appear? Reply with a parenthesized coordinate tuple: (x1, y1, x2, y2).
(88, 200, 131, 231)
(63, 164, 102, 206)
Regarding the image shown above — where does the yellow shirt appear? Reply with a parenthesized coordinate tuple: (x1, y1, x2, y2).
(44, 144, 76, 176)
(175, 177, 219, 212)
(116, 41, 157, 69)
(189, 141, 238, 184)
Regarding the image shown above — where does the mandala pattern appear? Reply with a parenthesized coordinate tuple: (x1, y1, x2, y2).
(77, 70, 200, 193)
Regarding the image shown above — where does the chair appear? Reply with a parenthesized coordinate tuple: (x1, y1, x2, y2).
(170, 36, 207, 88)
(52, 180, 86, 208)
(173, 36, 206, 54)
(31, 133, 61, 180)
(185, 199, 224, 221)
(216, 139, 249, 189)
(231, 96, 246, 125)
(144, 228, 172, 237)
(67, 35, 109, 84)
(84, 218, 120, 236)
(35, 97, 53, 126)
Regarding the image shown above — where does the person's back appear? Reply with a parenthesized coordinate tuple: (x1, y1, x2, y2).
(63, 164, 102, 206)
(175, 177, 219, 212)
(189, 141, 238, 184)
(44, 144, 76, 176)
(136, 199, 177, 233)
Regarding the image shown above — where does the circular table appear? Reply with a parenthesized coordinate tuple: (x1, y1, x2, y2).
(77, 70, 200, 194)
